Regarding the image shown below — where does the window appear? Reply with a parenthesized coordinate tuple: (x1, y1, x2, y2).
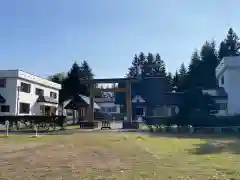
(35, 88, 44, 96)
(111, 107, 117, 112)
(170, 107, 177, 116)
(0, 78, 6, 88)
(221, 76, 224, 85)
(65, 109, 73, 116)
(20, 82, 31, 93)
(40, 105, 45, 114)
(19, 102, 30, 114)
(50, 91, 57, 99)
(153, 106, 169, 116)
(100, 107, 116, 113)
(218, 103, 227, 110)
(101, 107, 105, 112)
(1, 105, 9, 112)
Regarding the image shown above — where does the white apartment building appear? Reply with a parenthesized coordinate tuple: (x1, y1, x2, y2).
(215, 56, 240, 115)
(0, 69, 61, 116)
(95, 98, 121, 114)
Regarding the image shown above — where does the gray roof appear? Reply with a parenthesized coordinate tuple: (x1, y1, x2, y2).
(202, 87, 228, 98)
(79, 95, 100, 109)
(64, 94, 100, 110)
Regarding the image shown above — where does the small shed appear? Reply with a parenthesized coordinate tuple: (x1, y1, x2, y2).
(64, 94, 100, 119)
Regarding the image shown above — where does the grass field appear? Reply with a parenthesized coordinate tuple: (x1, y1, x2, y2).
(0, 132, 240, 179)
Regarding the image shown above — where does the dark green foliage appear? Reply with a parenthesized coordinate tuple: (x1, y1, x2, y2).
(219, 28, 240, 59)
(0, 116, 67, 129)
(48, 72, 66, 84)
(186, 50, 203, 89)
(181, 88, 217, 115)
(127, 54, 141, 77)
(50, 61, 95, 103)
(154, 53, 166, 76)
(127, 53, 144, 77)
(200, 41, 219, 88)
(167, 72, 173, 87)
(126, 52, 167, 78)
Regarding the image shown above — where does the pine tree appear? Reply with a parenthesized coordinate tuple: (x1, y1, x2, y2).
(167, 72, 173, 87)
(187, 51, 203, 89)
(200, 40, 218, 88)
(144, 53, 155, 76)
(127, 54, 140, 77)
(172, 71, 179, 91)
(179, 63, 187, 77)
(154, 53, 166, 76)
(188, 50, 201, 73)
(177, 63, 187, 91)
(80, 60, 94, 80)
(48, 72, 66, 84)
(138, 52, 146, 75)
(219, 28, 240, 59)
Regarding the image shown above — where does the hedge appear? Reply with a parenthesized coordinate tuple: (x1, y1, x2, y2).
(143, 114, 240, 127)
(0, 115, 66, 128)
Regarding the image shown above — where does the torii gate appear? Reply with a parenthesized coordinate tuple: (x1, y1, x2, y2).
(80, 63, 164, 128)
(80, 77, 138, 125)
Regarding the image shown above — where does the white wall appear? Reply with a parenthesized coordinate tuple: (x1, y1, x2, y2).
(98, 102, 121, 114)
(216, 57, 240, 115)
(0, 69, 61, 116)
(222, 68, 240, 115)
(16, 79, 59, 115)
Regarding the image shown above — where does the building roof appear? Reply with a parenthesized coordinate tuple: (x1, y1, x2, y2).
(202, 87, 228, 98)
(0, 69, 61, 90)
(36, 96, 58, 104)
(0, 94, 5, 103)
(115, 77, 173, 106)
(64, 94, 100, 110)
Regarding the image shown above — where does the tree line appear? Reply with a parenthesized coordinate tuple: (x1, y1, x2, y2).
(48, 60, 98, 103)
(126, 28, 240, 92)
(49, 28, 240, 111)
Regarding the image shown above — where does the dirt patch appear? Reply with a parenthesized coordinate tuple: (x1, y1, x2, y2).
(0, 143, 127, 179)
(0, 143, 44, 159)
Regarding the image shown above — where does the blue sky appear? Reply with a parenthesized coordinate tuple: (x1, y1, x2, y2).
(0, 0, 239, 78)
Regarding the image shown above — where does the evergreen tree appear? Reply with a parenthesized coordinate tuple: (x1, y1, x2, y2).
(144, 53, 155, 76)
(219, 28, 240, 59)
(138, 52, 146, 75)
(200, 40, 219, 88)
(48, 72, 66, 84)
(172, 71, 180, 91)
(167, 72, 173, 87)
(127, 54, 140, 77)
(188, 50, 201, 72)
(80, 60, 94, 80)
(61, 62, 89, 101)
(154, 53, 166, 76)
(187, 50, 203, 89)
(179, 63, 187, 77)
(177, 63, 187, 91)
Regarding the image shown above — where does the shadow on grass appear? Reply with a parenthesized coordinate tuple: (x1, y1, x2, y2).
(188, 140, 240, 155)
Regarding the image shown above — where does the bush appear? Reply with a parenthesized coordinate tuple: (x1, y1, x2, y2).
(142, 113, 240, 129)
(0, 115, 67, 129)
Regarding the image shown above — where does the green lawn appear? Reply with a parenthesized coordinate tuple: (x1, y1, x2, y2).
(0, 132, 240, 179)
